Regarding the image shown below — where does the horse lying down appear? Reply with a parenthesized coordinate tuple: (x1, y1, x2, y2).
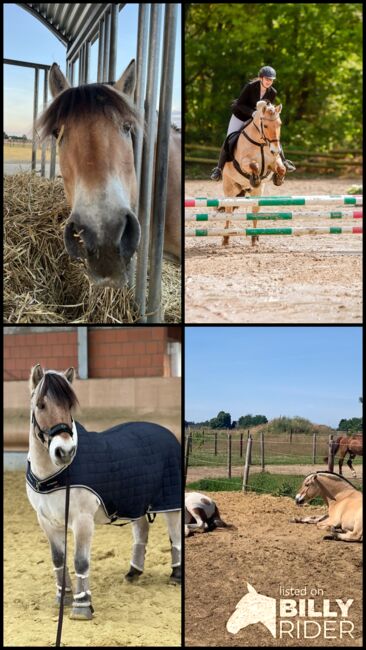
(291, 471, 362, 542)
(185, 491, 234, 537)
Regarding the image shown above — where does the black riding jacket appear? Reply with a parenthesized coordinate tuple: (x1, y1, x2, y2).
(231, 79, 277, 121)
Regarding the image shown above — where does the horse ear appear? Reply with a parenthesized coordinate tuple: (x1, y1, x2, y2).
(275, 104, 282, 114)
(30, 364, 44, 391)
(114, 59, 136, 97)
(64, 367, 75, 383)
(49, 63, 70, 98)
(256, 100, 267, 113)
(247, 582, 257, 594)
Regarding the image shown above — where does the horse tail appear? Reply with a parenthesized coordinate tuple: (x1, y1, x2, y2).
(323, 436, 343, 463)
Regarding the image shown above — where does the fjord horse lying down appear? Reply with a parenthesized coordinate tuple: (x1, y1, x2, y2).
(185, 491, 234, 537)
(37, 60, 180, 288)
(292, 471, 362, 542)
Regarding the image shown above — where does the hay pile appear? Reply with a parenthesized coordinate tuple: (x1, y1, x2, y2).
(4, 172, 180, 323)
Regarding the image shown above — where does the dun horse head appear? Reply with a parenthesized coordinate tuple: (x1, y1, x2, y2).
(254, 100, 282, 155)
(37, 61, 141, 288)
(226, 582, 276, 637)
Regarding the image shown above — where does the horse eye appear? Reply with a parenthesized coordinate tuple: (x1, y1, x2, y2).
(38, 402, 45, 410)
(52, 129, 59, 138)
(122, 123, 132, 135)
(263, 124, 268, 128)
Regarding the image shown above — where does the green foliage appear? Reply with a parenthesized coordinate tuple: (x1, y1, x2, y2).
(238, 414, 268, 427)
(210, 410, 232, 429)
(185, 3, 362, 149)
(337, 418, 362, 433)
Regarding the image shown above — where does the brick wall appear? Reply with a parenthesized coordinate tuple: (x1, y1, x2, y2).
(4, 327, 174, 380)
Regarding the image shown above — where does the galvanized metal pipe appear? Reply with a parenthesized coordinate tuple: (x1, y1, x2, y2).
(32, 67, 39, 171)
(147, 3, 178, 322)
(108, 4, 118, 82)
(128, 3, 150, 287)
(134, 3, 163, 321)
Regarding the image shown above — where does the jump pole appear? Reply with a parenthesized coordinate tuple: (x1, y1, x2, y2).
(186, 226, 363, 237)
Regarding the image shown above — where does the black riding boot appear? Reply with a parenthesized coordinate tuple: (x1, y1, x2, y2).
(210, 145, 228, 181)
(279, 146, 296, 172)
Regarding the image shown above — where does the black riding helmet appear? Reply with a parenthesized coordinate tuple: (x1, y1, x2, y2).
(259, 66, 276, 79)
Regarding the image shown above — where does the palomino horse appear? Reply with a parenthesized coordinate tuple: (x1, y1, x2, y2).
(222, 100, 286, 245)
(185, 491, 233, 537)
(324, 434, 363, 477)
(36, 60, 181, 288)
(292, 471, 362, 542)
(26, 365, 181, 620)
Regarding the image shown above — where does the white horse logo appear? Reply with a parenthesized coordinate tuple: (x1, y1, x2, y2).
(226, 582, 276, 637)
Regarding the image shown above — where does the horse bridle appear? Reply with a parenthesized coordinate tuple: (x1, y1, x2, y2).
(252, 115, 281, 146)
(32, 411, 74, 449)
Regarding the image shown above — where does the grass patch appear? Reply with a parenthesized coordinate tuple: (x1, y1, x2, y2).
(186, 471, 362, 504)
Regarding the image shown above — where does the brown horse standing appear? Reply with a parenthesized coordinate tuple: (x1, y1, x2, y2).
(37, 60, 180, 288)
(324, 434, 363, 477)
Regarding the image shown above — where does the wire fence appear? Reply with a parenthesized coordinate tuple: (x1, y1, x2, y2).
(184, 428, 363, 491)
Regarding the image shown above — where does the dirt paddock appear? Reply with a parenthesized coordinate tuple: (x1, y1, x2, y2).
(4, 471, 181, 647)
(185, 491, 362, 647)
(185, 179, 362, 323)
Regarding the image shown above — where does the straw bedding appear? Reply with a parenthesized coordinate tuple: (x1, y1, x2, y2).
(4, 172, 180, 323)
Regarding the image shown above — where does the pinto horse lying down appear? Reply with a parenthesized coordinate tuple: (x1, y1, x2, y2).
(291, 471, 362, 543)
(185, 491, 234, 537)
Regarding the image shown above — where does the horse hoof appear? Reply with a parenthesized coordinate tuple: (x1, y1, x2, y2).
(70, 605, 94, 620)
(272, 173, 284, 186)
(250, 177, 261, 188)
(323, 534, 337, 541)
(55, 591, 73, 606)
(125, 566, 143, 582)
(169, 566, 181, 585)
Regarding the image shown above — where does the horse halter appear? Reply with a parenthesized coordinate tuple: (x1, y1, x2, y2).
(32, 411, 73, 449)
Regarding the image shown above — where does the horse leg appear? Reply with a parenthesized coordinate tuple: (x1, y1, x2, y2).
(185, 506, 209, 533)
(347, 453, 357, 478)
(125, 516, 149, 582)
(163, 510, 181, 585)
(249, 161, 260, 188)
(272, 157, 286, 186)
(338, 455, 344, 475)
(37, 513, 73, 606)
(290, 514, 328, 524)
(70, 513, 95, 620)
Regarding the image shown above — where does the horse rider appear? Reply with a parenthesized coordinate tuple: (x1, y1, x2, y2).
(185, 491, 230, 536)
(210, 65, 296, 181)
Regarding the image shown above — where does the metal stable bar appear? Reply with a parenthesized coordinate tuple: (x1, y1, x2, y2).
(134, 3, 163, 321)
(85, 40, 91, 84)
(128, 3, 150, 287)
(40, 69, 48, 177)
(103, 9, 111, 82)
(97, 17, 105, 82)
(32, 67, 39, 171)
(108, 4, 118, 82)
(147, 3, 178, 322)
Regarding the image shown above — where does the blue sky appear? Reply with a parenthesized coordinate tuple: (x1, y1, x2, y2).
(185, 327, 363, 428)
(4, 3, 181, 136)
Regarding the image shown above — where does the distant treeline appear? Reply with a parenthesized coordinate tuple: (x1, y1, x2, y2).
(185, 412, 362, 434)
(185, 3, 362, 151)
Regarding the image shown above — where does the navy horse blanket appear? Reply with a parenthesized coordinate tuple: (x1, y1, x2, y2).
(26, 421, 181, 520)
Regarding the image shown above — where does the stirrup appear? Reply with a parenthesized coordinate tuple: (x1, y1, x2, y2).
(210, 167, 222, 181)
(284, 159, 296, 172)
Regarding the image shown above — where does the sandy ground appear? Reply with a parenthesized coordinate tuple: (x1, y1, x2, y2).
(185, 491, 362, 647)
(185, 178, 362, 323)
(4, 472, 181, 647)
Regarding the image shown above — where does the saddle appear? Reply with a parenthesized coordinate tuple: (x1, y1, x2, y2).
(26, 421, 181, 521)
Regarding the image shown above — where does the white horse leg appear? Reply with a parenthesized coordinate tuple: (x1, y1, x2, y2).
(290, 514, 329, 524)
(37, 512, 73, 605)
(70, 513, 95, 620)
(125, 516, 149, 582)
(163, 510, 181, 584)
